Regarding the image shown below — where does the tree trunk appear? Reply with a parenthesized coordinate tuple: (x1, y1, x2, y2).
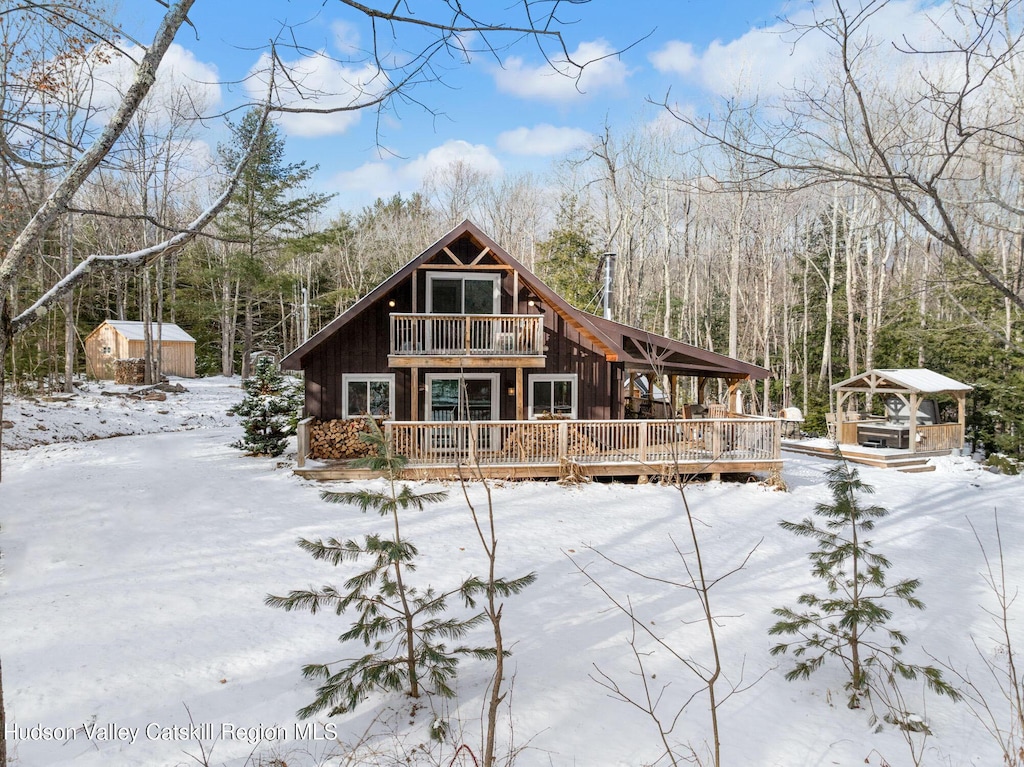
(241, 296, 253, 380)
(1, 654, 7, 767)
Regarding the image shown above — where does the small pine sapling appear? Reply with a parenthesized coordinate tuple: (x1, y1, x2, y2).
(266, 419, 489, 717)
(769, 456, 956, 709)
(231, 356, 302, 457)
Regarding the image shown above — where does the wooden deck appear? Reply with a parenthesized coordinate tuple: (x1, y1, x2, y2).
(781, 438, 955, 472)
(296, 417, 782, 481)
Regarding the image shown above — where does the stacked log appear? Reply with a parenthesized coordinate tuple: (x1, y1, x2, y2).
(114, 358, 146, 385)
(501, 422, 599, 461)
(310, 418, 381, 460)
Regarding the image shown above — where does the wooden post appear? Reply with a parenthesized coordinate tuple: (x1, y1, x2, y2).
(516, 367, 524, 420)
(835, 389, 846, 445)
(909, 391, 919, 454)
(558, 421, 569, 459)
(727, 378, 740, 414)
(411, 367, 419, 421)
(957, 392, 966, 452)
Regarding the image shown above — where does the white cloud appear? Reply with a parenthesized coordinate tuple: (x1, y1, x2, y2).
(657, 1, 964, 100)
(331, 20, 361, 55)
(331, 140, 503, 202)
(493, 39, 629, 101)
(496, 124, 593, 156)
(649, 41, 698, 75)
(245, 50, 384, 138)
(90, 43, 221, 121)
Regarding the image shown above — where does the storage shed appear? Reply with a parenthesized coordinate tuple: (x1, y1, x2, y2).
(84, 320, 196, 379)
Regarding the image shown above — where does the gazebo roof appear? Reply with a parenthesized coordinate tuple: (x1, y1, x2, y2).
(832, 368, 972, 394)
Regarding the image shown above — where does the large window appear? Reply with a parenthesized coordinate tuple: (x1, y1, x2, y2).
(528, 374, 578, 419)
(342, 374, 395, 419)
(426, 272, 500, 314)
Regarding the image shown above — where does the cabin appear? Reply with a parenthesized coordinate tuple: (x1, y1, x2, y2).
(281, 220, 780, 480)
(784, 368, 972, 472)
(84, 320, 196, 380)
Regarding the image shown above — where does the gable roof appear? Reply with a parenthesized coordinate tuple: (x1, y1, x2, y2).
(89, 320, 195, 343)
(832, 368, 972, 394)
(281, 219, 769, 380)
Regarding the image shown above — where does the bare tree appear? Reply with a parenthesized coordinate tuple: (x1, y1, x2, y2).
(667, 0, 1024, 315)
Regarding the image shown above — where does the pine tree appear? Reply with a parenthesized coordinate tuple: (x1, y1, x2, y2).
(216, 108, 333, 377)
(768, 455, 957, 708)
(230, 356, 302, 457)
(536, 194, 600, 312)
(266, 420, 489, 717)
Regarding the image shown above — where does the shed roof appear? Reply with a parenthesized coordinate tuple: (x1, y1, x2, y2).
(832, 368, 972, 394)
(93, 320, 196, 343)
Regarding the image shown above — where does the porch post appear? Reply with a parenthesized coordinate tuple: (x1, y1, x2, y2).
(516, 366, 524, 420)
(410, 367, 419, 421)
(727, 378, 740, 414)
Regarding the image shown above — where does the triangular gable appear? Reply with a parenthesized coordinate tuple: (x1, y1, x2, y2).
(282, 219, 625, 369)
(832, 368, 972, 394)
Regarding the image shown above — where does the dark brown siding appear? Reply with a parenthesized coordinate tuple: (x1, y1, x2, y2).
(302, 258, 623, 421)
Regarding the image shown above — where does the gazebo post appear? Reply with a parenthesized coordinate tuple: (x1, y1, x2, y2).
(909, 391, 919, 454)
(957, 392, 967, 452)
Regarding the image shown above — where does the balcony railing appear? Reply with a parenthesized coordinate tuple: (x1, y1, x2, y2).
(389, 313, 544, 358)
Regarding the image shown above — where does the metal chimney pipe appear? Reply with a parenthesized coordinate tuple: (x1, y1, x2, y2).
(602, 252, 616, 320)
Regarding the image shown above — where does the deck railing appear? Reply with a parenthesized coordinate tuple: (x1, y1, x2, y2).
(839, 420, 964, 452)
(389, 313, 544, 357)
(382, 417, 780, 469)
(917, 423, 964, 451)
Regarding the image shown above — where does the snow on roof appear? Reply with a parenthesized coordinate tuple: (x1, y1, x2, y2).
(104, 320, 195, 343)
(833, 367, 972, 393)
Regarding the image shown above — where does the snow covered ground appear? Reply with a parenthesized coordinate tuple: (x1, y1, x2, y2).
(1, 377, 1021, 766)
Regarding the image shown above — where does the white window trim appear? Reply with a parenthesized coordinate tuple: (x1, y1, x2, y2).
(528, 373, 578, 420)
(425, 271, 500, 314)
(424, 372, 500, 421)
(342, 373, 396, 419)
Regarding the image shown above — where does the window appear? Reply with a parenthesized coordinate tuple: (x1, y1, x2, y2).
(342, 374, 395, 419)
(528, 374, 578, 419)
(426, 272, 500, 314)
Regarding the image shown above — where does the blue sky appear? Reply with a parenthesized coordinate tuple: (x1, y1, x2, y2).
(120, 0, 938, 214)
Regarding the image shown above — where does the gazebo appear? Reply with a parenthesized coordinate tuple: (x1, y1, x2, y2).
(831, 368, 972, 454)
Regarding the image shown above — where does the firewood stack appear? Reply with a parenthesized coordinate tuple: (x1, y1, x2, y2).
(501, 423, 600, 461)
(114, 358, 146, 385)
(309, 418, 380, 459)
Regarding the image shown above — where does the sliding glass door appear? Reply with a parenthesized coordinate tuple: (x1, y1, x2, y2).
(425, 373, 500, 451)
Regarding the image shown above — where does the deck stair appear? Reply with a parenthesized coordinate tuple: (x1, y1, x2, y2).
(782, 440, 940, 472)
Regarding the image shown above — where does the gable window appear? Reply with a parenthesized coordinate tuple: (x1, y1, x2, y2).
(343, 374, 395, 419)
(528, 374, 577, 419)
(426, 272, 500, 314)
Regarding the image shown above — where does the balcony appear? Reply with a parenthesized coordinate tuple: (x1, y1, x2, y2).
(389, 313, 545, 367)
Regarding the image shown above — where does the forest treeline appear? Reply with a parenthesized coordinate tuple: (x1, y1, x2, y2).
(2, 1, 1022, 458)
